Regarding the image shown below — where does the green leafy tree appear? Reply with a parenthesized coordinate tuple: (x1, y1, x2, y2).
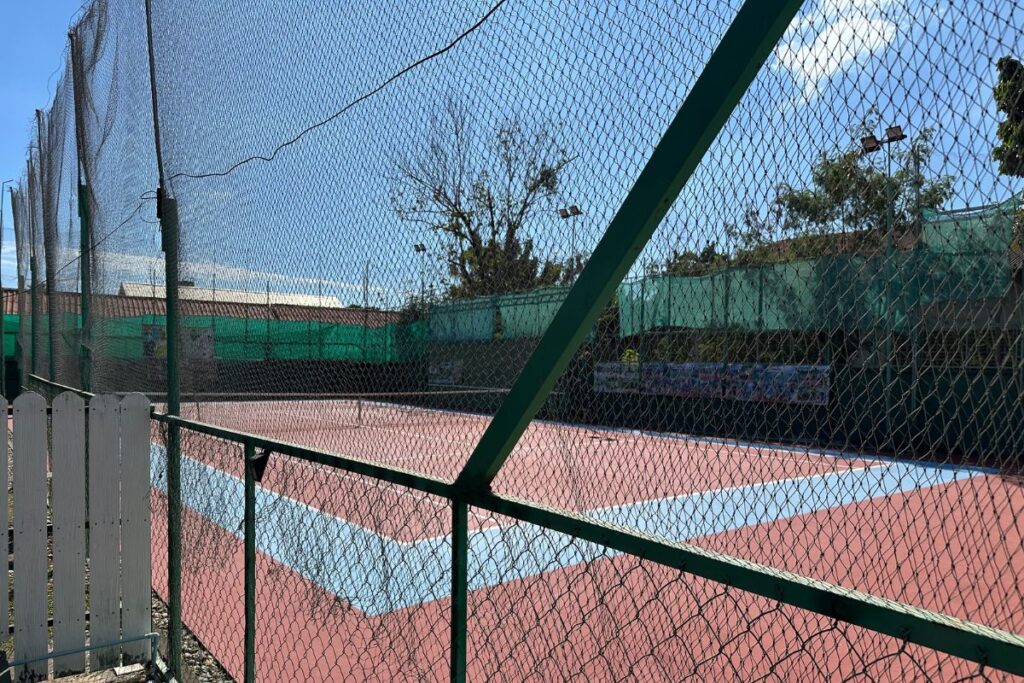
(994, 56, 1024, 178)
(768, 126, 952, 255)
(663, 242, 726, 276)
(391, 99, 576, 299)
(993, 56, 1024, 248)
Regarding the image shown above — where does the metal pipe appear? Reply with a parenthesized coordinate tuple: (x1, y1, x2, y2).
(244, 442, 257, 683)
(36, 109, 56, 383)
(0, 179, 14, 396)
(69, 30, 92, 393)
(27, 157, 39, 378)
(144, 0, 182, 676)
(450, 501, 468, 683)
(454, 0, 807, 490)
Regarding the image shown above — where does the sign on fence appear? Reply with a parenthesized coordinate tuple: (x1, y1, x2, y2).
(594, 362, 831, 406)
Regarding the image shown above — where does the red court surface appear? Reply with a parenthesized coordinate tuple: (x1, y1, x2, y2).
(150, 398, 1023, 681)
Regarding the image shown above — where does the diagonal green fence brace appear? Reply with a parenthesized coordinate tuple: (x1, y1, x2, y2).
(455, 0, 808, 491)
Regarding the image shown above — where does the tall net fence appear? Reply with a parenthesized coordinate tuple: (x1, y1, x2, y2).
(10, 0, 1024, 680)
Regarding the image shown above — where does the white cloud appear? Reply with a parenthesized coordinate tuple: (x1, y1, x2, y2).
(0, 243, 17, 280)
(86, 250, 406, 304)
(775, 0, 902, 98)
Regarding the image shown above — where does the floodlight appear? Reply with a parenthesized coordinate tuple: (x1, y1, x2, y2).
(860, 135, 881, 153)
(885, 125, 906, 142)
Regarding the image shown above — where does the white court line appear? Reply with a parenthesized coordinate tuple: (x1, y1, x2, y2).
(588, 464, 891, 518)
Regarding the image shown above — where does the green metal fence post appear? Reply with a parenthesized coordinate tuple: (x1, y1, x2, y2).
(455, 0, 807, 490)
(36, 109, 56, 383)
(450, 500, 468, 683)
(161, 195, 183, 677)
(70, 30, 91, 392)
(30, 254, 39, 379)
(27, 157, 39, 380)
(244, 442, 257, 683)
(1, 185, 10, 397)
(76, 186, 91, 392)
(144, 0, 182, 674)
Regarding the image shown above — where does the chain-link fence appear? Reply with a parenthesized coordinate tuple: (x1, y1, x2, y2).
(10, 0, 1024, 680)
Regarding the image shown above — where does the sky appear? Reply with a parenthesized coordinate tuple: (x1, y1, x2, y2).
(0, 0, 85, 288)
(1, 0, 1022, 304)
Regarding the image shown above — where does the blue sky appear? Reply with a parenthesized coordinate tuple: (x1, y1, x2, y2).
(3, 0, 1023, 303)
(0, 1, 85, 288)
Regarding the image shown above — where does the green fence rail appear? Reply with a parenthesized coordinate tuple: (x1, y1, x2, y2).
(26, 373, 1024, 680)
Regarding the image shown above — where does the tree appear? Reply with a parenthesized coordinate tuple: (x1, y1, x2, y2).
(993, 56, 1024, 248)
(994, 56, 1024, 178)
(391, 100, 576, 299)
(768, 125, 953, 255)
(663, 242, 726, 276)
(656, 117, 953, 276)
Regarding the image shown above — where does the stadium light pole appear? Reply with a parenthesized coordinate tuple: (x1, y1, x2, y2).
(861, 124, 908, 448)
(860, 125, 907, 251)
(557, 204, 582, 257)
(413, 242, 426, 304)
(0, 179, 13, 396)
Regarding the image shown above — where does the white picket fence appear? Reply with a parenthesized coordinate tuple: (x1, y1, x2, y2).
(2, 392, 152, 681)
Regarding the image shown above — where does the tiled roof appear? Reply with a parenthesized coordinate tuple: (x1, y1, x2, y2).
(0, 288, 399, 327)
(118, 282, 344, 308)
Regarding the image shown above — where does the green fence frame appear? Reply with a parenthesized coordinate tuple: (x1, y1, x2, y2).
(26, 373, 1024, 678)
(22, 0, 1024, 680)
(139, 405, 1020, 679)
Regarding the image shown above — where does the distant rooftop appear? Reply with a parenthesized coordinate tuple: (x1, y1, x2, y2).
(118, 282, 344, 308)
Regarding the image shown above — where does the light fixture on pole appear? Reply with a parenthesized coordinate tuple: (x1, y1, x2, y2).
(859, 124, 908, 248)
(557, 205, 583, 256)
(859, 123, 908, 443)
(413, 243, 427, 303)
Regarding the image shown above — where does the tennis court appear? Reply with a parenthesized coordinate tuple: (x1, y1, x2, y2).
(10, 0, 1024, 678)
(148, 395, 1023, 680)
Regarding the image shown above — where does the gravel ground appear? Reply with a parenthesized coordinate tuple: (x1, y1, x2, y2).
(54, 665, 150, 682)
(150, 594, 232, 683)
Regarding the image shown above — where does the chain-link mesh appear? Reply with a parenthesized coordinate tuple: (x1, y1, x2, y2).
(466, 511, 1009, 682)
(9, 0, 1024, 679)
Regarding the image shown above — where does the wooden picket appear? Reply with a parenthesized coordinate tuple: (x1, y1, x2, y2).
(52, 393, 87, 676)
(89, 394, 121, 668)
(4, 392, 152, 678)
(0, 396, 7, 660)
(120, 393, 153, 664)
(12, 392, 47, 682)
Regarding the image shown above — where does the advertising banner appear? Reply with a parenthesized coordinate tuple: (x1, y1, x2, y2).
(593, 362, 641, 393)
(594, 361, 829, 406)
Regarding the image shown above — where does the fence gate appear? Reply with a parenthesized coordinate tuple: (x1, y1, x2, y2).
(2, 392, 151, 682)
